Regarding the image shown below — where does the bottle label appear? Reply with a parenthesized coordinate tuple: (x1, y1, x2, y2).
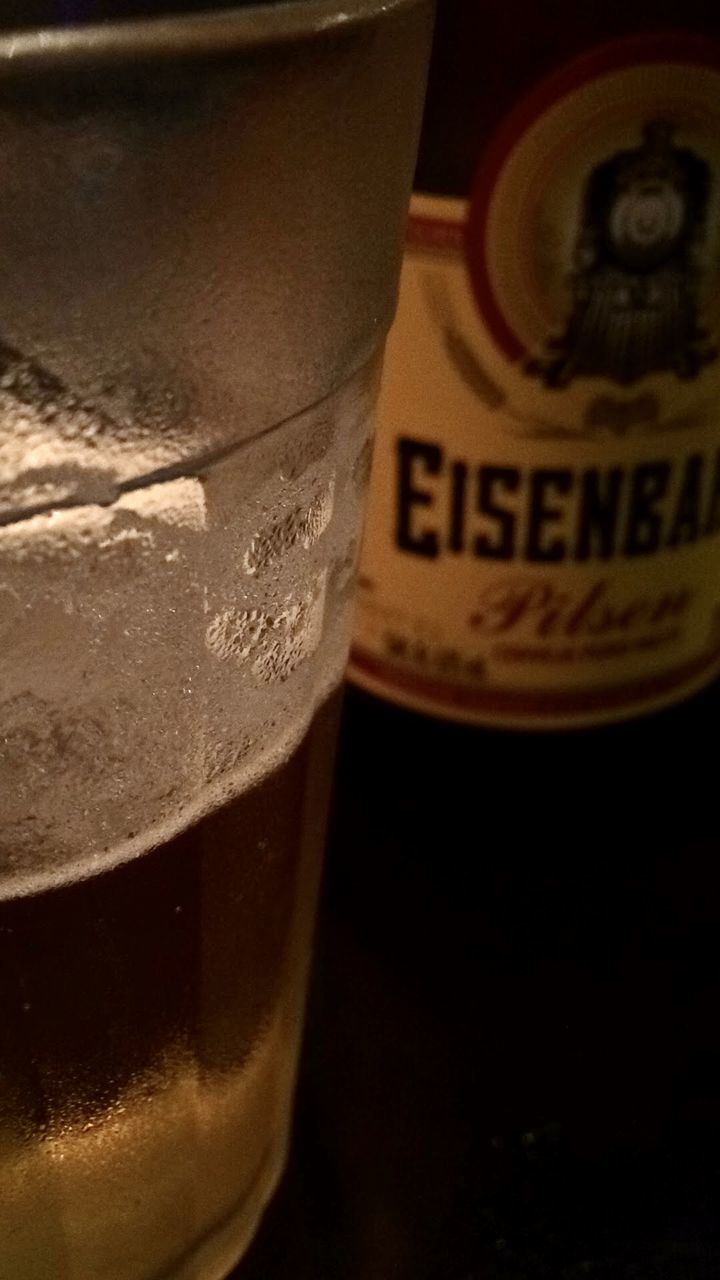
(350, 33, 720, 727)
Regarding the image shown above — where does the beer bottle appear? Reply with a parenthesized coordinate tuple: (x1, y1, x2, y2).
(318, 1, 720, 1275)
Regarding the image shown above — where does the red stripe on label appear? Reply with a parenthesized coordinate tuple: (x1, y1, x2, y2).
(406, 214, 465, 254)
(349, 641, 720, 721)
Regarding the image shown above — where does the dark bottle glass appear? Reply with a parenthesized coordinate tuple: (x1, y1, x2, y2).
(313, 2, 720, 1277)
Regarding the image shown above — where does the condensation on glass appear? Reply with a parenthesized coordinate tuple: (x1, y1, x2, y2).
(0, 3, 432, 1277)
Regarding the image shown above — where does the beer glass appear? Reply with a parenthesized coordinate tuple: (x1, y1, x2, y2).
(0, 3, 431, 1276)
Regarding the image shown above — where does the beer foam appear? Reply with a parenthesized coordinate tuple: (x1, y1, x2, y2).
(205, 572, 328, 683)
(0, 656, 343, 904)
(242, 479, 334, 575)
(0, 356, 370, 905)
(115, 477, 208, 531)
(0, 476, 207, 560)
(0, 340, 201, 523)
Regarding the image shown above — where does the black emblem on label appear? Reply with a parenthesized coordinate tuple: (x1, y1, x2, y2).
(527, 121, 717, 388)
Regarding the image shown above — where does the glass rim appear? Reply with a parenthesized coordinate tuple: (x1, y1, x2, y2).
(0, 0, 424, 72)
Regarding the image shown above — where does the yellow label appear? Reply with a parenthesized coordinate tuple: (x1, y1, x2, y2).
(350, 34, 720, 727)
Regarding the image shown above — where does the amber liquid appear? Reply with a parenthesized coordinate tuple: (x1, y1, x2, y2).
(0, 695, 339, 1280)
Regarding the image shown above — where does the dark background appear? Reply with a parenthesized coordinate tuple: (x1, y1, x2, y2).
(237, 683, 720, 1279)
